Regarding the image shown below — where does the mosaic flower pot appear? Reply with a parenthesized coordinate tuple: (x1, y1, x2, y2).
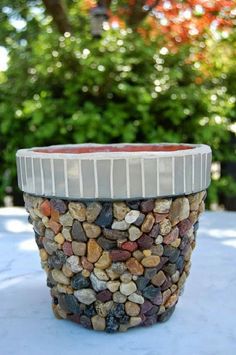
(16, 143, 211, 332)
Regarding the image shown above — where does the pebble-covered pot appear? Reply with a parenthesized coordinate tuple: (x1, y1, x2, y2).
(16, 143, 212, 332)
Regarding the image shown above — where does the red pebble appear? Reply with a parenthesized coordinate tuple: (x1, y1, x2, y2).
(121, 241, 138, 252)
(40, 200, 51, 217)
(178, 219, 192, 236)
(110, 250, 131, 262)
(62, 241, 73, 256)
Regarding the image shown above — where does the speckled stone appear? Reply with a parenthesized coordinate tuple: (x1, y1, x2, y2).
(66, 255, 82, 273)
(113, 202, 130, 221)
(120, 281, 137, 296)
(52, 269, 70, 285)
(71, 221, 87, 242)
(59, 212, 73, 227)
(107, 280, 120, 293)
(74, 289, 96, 305)
(68, 202, 86, 221)
(154, 199, 172, 213)
(86, 202, 102, 223)
(178, 219, 192, 236)
(48, 250, 66, 270)
(62, 227, 72, 241)
(83, 223, 101, 239)
(128, 226, 142, 241)
(71, 272, 90, 289)
(72, 241, 86, 256)
(113, 291, 127, 303)
(93, 267, 109, 281)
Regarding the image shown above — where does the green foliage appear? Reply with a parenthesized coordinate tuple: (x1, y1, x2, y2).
(0, 1, 235, 206)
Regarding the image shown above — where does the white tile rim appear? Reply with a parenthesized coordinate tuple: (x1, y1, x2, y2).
(16, 143, 212, 200)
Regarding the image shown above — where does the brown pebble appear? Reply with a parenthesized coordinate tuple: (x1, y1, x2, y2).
(95, 251, 112, 270)
(81, 256, 94, 272)
(48, 219, 62, 234)
(126, 257, 144, 276)
(72, 241, 86, 256)
(83, 223, 101, 239)
(141, 255, 160, 267)
(163, 227, 179, 244)
(125, 301, 140, 316)
(62, 241, 73, 256)
(151, 270, 166, 286)
(141, 213, 155, 233)
(87, 239, 102, 263)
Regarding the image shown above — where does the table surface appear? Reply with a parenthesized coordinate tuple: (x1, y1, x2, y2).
(0, 208, 235, 355)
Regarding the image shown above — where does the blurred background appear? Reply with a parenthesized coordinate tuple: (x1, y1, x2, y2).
(0, 0, 235, 209)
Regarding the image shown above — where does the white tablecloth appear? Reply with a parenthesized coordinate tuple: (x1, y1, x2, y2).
(0, 208, 235, 355)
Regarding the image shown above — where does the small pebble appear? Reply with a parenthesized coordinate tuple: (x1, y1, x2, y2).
(121, 241, 138, 252)
(141, 255, 160, 267)
(128, 226, 142, 241)
(68, 202, 86, 221)
(54, 233, 65, 245)
(128, 293, 144, 304)
(151, 270, 166, 287)
(93, 267, 109, 281)
(159, 219, 172, 235)
(62, 241, 73, 256)
(74, 289, 96, 305)
(71, 272, 90, 289)
(137, 234, 153, 250)
(86, 202, 102, 223)
(71, 221, 87, 242)
(95, 251, 112, 270)
(66, 255, 82, 273)
(95, 202, 113, 227)
(126, 258, 144, 276)
(125, 301, 140, 316)
(90, 273, 107, 292)
(113, 291, 127, 303)
(83, 222, 101, 239)
(107, 281, 120, 293)
(141, 213, 155, 233)
(163, 226, 179, 244)
(112, 220, 130, 230)
(103, 228, 128, 240)
(62, 227, 72, 241)
(120, 272, 132, 283)
(120, 281, 137, 296)
(50, 199, 67, 214)
(140, 200, 155, 213)
(59, 212, 73, 227)
(52, 269, 70, 285)
(97, 236, 117, 250)
(154, 199, 172, 213)
(72, 241, 86, 256)
(113, 202, 130, 221)
(87, 239, 102, 263)
(125, 210, 140, 224)
(169, 197, 190, 226)
(92, 315, 106, 331)
(96, 290, 113, 302)
(110, 250, 131, 262)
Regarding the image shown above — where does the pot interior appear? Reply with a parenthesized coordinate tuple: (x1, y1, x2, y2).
(33, 144, 194, 154)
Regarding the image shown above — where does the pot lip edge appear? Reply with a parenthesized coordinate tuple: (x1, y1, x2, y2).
(16, 143, 211, 160)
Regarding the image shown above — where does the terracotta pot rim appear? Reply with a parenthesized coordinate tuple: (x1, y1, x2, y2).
(16, 143, 212, 200)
